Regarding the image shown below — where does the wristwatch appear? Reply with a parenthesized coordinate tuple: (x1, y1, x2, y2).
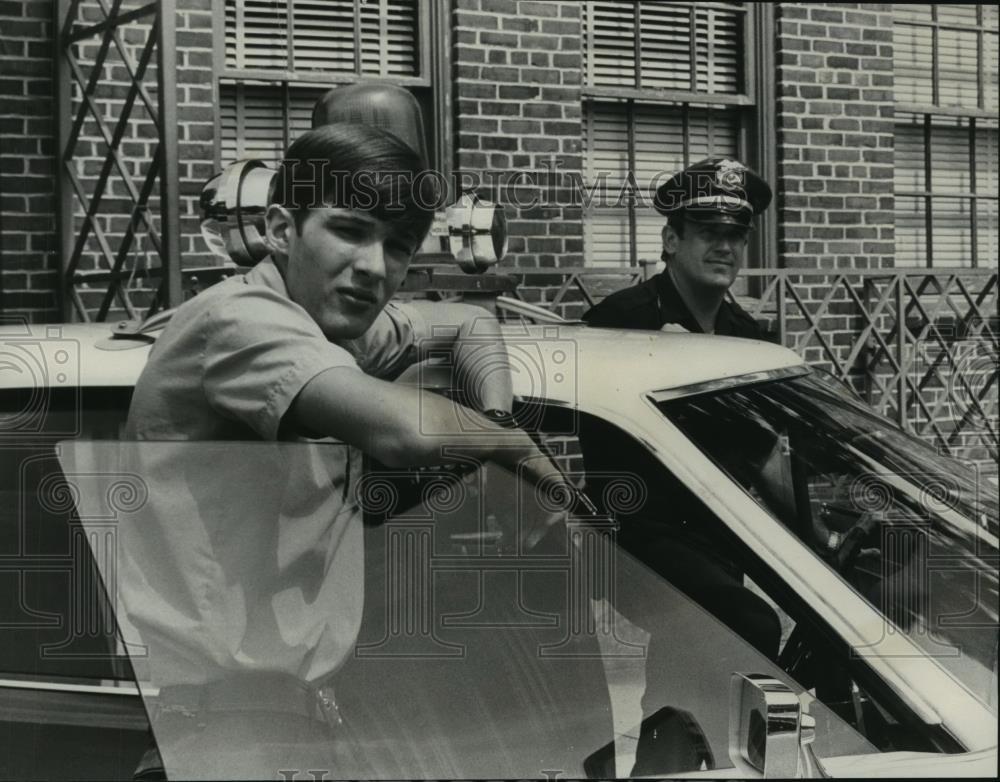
(481, 409, 517, 429)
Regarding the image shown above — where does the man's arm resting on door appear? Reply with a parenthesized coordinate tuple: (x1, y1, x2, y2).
(287, 365, 554, 480)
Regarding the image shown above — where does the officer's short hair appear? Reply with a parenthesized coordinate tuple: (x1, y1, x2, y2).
(660, 212, 688, 264)
(272, 123, 438, 240)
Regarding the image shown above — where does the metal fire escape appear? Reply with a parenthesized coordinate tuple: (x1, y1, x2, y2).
(55, 0, 182, 322)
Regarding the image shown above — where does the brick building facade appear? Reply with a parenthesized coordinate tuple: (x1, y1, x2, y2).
(4, 1, 994, 316)
(776, 3, 896, 270)
(0, 1, 997, 464)
(1, 0, 57, 316)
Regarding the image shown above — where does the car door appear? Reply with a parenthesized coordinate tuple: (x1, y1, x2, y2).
(330, 446, 881, 778)
(55, 432, 873, 779)
(0, 385, 150, 781)
(537, 399, 996, 775)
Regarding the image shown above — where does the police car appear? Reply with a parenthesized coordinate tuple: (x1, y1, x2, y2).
(0, 314, 996, 779)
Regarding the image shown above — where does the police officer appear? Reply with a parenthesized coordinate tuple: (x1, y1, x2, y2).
(579, 159, 779, 776)
(582, 156, 771, 338)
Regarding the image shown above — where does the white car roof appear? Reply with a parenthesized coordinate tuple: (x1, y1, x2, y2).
(0, 322, 151, 390)
(500, 324, 804, 410)
(0, 321, 806, 409)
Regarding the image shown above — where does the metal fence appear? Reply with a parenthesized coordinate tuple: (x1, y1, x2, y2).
(507, 266, 999, 466)
(56, 0, 182, 322)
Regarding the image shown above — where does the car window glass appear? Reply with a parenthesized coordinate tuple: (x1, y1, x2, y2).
(1, 388, 150, 780)
(57, 438, 877, 779)
(57, 440, 365, 780)
(361, 448, 879, 777)
(570, 406, 946, 757)
(1, 388, 135, 680)
(660, 374, 999, 717)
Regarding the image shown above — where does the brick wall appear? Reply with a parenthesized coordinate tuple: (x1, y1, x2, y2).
(773, 3, 905, 447)
(452, 0, 584, 281)
(776, 3, 895, 271)
(67, 0, 215, 319)
(0, 0, 59, 320)
(0, 0, 214, 322)
(172, 1, 216, 270)
(1, 1, 994, 470)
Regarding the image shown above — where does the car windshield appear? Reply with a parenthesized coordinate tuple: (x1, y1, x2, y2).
(658, 372, 1000, 713)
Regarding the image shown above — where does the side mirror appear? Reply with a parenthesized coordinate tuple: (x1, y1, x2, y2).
(729, 672, 827, 778)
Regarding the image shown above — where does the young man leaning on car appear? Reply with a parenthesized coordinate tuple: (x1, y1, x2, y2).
(122, 120, 571, 779)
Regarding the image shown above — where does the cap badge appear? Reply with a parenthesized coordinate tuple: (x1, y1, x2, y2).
(715, 159, 746, 190)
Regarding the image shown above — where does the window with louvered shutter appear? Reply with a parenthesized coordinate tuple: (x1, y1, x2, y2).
(893, 5, 998, 268)
(895, 113, 999, 268)
(223, 0, 420, 77)
(583, 102, 741, 266)
(216, 0, 439, 169)
(219, 82, 331, 164)
(583, 2, 746, 95)
(581, 1, 759, 268)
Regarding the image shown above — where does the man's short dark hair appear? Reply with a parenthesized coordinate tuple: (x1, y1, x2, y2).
(660, 212, 687, 264)
(271, 123, 438, 240)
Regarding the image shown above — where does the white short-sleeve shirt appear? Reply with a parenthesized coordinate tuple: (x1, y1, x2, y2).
(126, 258, 427, 441)
(114, 259, 428, 686)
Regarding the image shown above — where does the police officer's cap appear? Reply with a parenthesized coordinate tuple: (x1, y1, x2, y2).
(653, 157, 772, 228)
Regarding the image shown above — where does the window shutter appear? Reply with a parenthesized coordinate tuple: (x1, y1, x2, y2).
(894, 113, 998, 268)
(225, 0, 290, 70)
(976, 121, 999, 267)
(931, 122, 973, 193)
(893, 5, 998, 269)
(977, 200, 998, 268)
(638, 3, 693, 90)
(894, 4, 997, 111)
(933, 197, 975, 267)
(224, 0, 419, 77)
(583, 102, 740, 266)
(382, 0, 420, 77)
(582, 103, 630, 267)
(894, 196, 926, 267)
(584, 2, 637, 87)
(292, 0, 360, 72)
(693, 5, 743, 94)
(893, 117, 926, 193)
(219, 82, 330, 163)
(976, 122, 999, 199)
(583, 1, 744, 95)
(937, 27, 980, 109)
(987, 23, 999, 111)
(893, 22, 934, 106)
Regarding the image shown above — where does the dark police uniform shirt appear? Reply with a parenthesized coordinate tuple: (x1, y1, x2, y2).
(581, 269, 762, 338)
(579, 269, 763, 562)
